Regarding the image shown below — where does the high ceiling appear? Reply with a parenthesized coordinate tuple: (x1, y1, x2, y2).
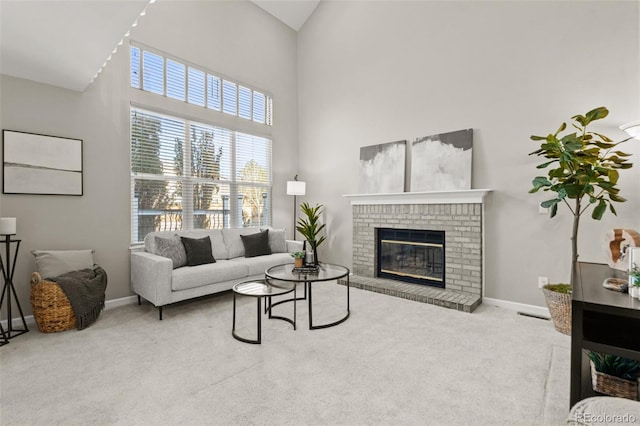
(0, 0, 149, 92)
(0, 0, 319, 93)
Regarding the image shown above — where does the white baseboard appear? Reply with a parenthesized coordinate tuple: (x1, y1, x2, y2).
(104, 295, 139, 310)
(1, 295, 139, 329)
(483, 297, 550, 319)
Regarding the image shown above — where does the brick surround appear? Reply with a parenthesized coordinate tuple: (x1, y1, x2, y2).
(343, 191, 489, 312)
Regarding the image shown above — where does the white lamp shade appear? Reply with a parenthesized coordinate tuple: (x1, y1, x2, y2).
(620, 121, 640, 140)
(287, 180, 306, 196)
(0, 217, 16, 235)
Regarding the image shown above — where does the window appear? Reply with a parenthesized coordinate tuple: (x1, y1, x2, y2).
(130, 44, 272, 126)
(166, 60, 185, 101)
(142, 50, 164, 95)
(130, 108, 272, 243)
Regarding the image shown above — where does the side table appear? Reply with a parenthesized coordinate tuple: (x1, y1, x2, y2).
(232, 279, 296, 344)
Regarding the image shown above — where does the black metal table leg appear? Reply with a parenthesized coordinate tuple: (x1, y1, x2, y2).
(308, 275, 350, 330)
(232, 280, 296, 344)
(0, 236, 28, 340)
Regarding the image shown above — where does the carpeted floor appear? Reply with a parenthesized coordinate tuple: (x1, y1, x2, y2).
(0, 282, 570, 425)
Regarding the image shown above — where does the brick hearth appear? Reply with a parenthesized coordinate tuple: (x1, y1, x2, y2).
(342, 191, 490, 313)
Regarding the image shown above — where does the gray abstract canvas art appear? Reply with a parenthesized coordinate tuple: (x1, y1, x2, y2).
(410, 129, 472, 191)
(3, 130, 83, 195)
(358, 140, 406, 194)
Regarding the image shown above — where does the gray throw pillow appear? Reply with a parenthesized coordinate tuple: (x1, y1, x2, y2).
(154, 235, 187, 269)
(240, 229, 272, 258)
(180, 236, 216, 266)
(262, 227, 287, 253)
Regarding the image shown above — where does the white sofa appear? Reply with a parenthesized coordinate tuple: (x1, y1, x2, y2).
(131, 227, 302, 319)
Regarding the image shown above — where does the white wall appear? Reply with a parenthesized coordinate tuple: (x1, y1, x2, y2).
(297, 0, 640, 307)
(0, 0, 298, 316)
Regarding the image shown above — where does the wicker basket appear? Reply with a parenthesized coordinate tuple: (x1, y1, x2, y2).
(590, 361, 639, 400)
(542, 287, 571, 335)
(30, 272, 77, 333)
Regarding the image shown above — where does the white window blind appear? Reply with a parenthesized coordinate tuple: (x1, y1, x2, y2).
(188, 67, 205, 106)
(130, 107, 272, 243)
(142, 50, 164, 95)
(130, 43, 272, 126)
(166, 59, 185, 101)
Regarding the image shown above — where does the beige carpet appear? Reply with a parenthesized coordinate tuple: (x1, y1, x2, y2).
(0, 282, 570, 425)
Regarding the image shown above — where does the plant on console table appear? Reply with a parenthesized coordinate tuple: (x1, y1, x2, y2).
(528, 106, 634, 335)
(296, 202, 326, 266)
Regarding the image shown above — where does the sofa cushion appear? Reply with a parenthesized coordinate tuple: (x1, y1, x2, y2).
(32, 249, 95, 279)
(241, 229, 272, 258)
(153, 235, 187, 269)
(231, 252, 294, 276)
(222, 228, 260, 258)
(181, 236, 215, 266)
(171, 259, 248, 291)
(262, 227, 287, 253)
(145, 229, 228, 260)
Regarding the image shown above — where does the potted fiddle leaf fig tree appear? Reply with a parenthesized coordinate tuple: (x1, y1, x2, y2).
(296, 202, 326, 266)
(529, 106, 634, 334)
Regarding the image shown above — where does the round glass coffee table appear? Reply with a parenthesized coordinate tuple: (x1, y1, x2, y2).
(265, 263, 350, 330)
(232, 279, 296, 344)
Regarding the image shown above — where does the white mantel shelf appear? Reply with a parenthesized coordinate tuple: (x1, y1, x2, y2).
(343, 189, 492, 205)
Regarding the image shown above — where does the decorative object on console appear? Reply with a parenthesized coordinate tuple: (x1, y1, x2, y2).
(529, 107, 635, 334)
(287, 175, 306, 240)
(604, 229, 640, 271)
(602, 229, 639, 293)
(2, 130, 83, 195)
(0, 217, 28, 344)
(410, 129, 472, 191)
(629, 253, 640, 299)
(296, 203, 326, 266)
(358, 140, 406, 194)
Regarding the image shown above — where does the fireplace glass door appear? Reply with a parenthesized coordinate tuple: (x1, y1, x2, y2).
(377, 228, 445, 288)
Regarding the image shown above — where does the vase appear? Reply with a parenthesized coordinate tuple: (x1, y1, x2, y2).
(630, 286, 640, 298)
(294, 258, 303, 268)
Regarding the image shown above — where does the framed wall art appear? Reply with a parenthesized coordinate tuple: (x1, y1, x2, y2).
(358, 140, 406, 194)
(410, 128, 472, 191)
(3, 130, 83, 195)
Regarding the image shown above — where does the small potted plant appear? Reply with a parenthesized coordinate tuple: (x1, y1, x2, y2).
(541, 283, 572, 335)
(291, 251, 305, 268)
(587, 351, 640, 400)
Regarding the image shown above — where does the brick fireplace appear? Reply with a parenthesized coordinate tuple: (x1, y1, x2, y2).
(342, 190, 490, 312)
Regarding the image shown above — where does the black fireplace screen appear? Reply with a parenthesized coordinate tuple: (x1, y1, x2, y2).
(377, 228, 445, 288)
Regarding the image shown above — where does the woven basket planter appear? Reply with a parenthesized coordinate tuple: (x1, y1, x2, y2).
(542, 287, 571, 335)
(590, 361, 639, 400)
(30, 272, 77, 333)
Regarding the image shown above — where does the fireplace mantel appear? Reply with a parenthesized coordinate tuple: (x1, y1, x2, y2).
(343, 189, 492, 205)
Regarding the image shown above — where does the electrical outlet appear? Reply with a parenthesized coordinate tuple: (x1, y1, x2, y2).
(539, 205, 548, 214)
(538, 276, 549, 288)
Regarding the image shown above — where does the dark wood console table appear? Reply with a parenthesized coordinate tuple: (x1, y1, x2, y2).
(570, 262, 640, 406)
